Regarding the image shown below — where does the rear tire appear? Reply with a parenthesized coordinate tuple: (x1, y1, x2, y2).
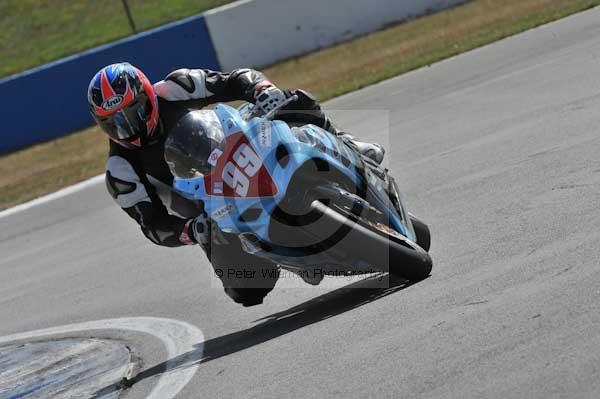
(303, 200, 432, 282)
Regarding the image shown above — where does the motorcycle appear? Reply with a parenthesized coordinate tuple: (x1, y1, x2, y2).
(164, 97, 432, 282)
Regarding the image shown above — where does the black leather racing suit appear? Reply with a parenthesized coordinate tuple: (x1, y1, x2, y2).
(104, 68, 337, 306)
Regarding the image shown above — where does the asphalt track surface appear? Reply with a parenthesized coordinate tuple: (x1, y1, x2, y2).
(2, 8, 600, 398)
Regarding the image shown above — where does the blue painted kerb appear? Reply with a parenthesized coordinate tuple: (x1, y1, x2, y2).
(0, 14, 220, 154)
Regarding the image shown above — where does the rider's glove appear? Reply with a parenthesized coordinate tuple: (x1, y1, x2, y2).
(179, 213, 210, 247)
(254, 83, 287, 115)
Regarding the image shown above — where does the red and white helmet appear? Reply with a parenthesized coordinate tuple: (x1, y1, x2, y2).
(88, 62, 159, 148)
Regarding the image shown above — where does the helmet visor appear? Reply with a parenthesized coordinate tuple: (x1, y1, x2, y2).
(95, 93, 151, 141)
(164, 110, 226, 179)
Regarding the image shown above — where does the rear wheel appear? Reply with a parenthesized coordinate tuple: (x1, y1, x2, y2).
(302, 200, 432, 282)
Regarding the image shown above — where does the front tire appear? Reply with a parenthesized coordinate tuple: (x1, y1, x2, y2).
(409, 214, 431, 252)
(302, 200, 432, 282)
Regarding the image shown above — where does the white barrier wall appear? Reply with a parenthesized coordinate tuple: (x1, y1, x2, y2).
(205, 0, 467, 70)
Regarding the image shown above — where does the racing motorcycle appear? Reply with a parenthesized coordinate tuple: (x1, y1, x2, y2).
(164, 97, 432, 282)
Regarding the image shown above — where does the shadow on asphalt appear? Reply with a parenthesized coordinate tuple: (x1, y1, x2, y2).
(94, 274, 414, 396)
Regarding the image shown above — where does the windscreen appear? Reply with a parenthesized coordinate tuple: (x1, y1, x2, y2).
(164, 110, 226, 179)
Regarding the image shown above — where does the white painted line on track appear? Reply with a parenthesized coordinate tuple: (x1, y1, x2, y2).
(0, 174, 104, 219)
(0, 317, 204, 399)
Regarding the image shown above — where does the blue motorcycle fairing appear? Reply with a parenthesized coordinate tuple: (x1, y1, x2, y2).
(172, 103, 414, 244)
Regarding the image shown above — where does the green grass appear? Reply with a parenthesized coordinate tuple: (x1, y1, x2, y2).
(0, 0, 233, 78)
(1, 0, 600, 209)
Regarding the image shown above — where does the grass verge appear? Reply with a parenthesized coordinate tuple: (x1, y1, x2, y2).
(1, 0, 599, 210)
(0, 0, 233, 78)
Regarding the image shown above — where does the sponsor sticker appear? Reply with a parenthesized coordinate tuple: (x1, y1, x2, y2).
(258, 122, 272, 147)
(101, 95, 124, 110)
(212, 204, 233, 221)
(208, 148, 223, 167)
(213, 181, 223, 194)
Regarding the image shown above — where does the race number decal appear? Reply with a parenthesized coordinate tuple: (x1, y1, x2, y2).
(221, 144, 263, 196)
(205, 133, 278, 198)
(222, 159, 251, 196)
(232, 144, 261, 177)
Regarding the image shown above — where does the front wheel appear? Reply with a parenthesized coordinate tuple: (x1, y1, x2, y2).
(409, 214, 431, 252)
(302, 200, 433, 282)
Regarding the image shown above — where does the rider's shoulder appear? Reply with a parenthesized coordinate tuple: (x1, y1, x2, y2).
(154, 69, 209, 100)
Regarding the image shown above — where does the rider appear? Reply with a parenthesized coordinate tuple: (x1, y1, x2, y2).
(87, 62, 384, 306)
